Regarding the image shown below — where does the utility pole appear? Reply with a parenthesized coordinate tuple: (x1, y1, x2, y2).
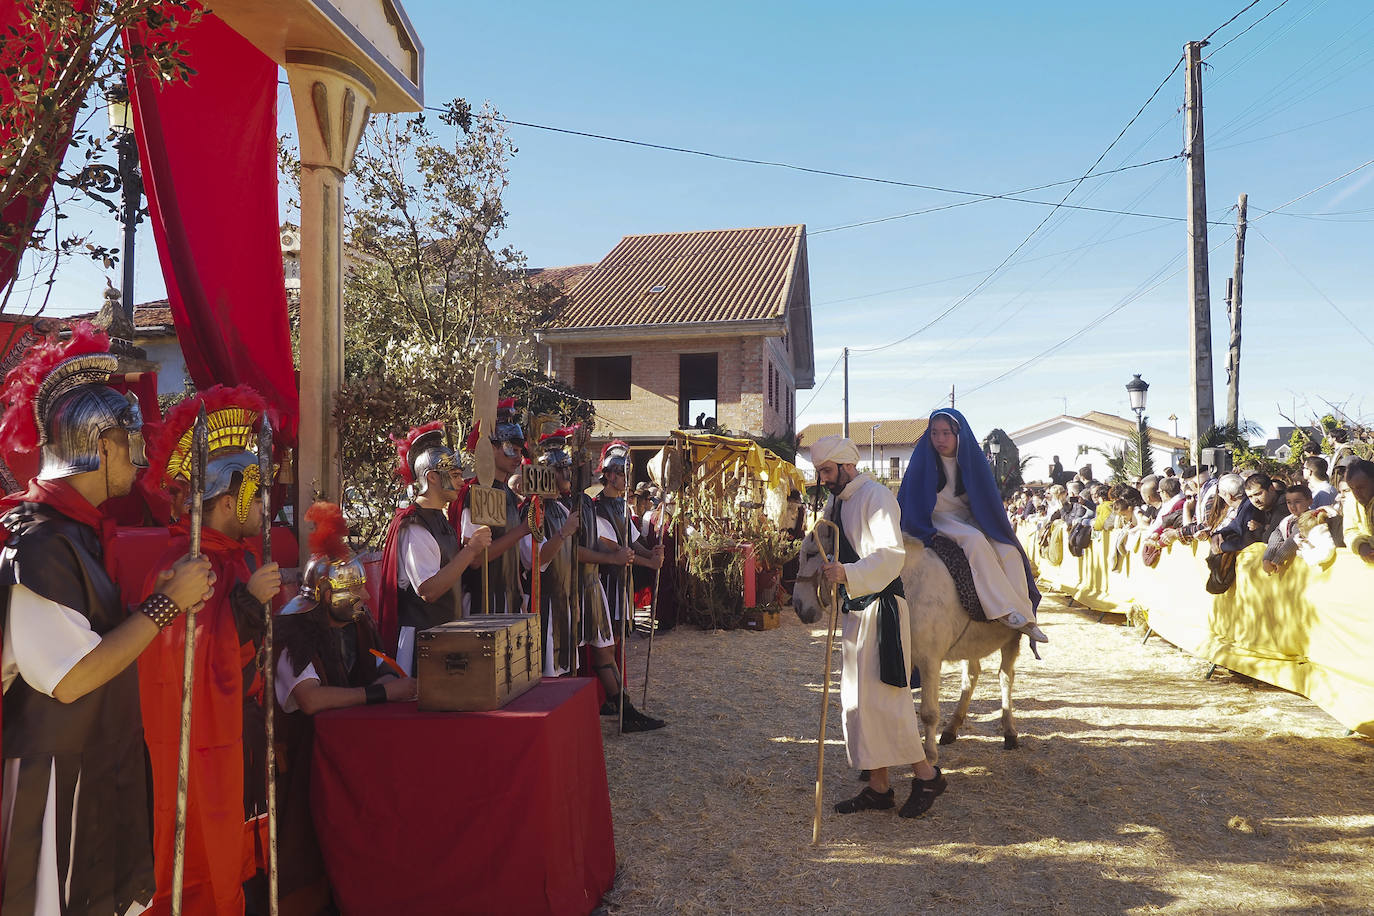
(1225, 192, 1247, 428)
(1184, 40, 1215, 458)
(949, 385, 955, 408)
(841, 347, 849, 438)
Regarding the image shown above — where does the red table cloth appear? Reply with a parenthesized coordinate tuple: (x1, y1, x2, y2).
(311, 679, 615, 916)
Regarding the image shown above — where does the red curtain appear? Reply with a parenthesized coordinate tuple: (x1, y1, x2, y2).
(126, 14, 298, 439)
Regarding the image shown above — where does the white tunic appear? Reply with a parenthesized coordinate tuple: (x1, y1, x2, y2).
(930, 455, 1033, 622)
(833, 474, 926, 770)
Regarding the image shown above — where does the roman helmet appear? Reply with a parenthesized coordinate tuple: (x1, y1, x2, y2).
(290, 501, 368, 622)
(0, 321, 147, 480)
(536, 425, 579, 470)
(147, 385, 275, 523)
(490, 397, 528, 459)
(597, 440, 631, 478)
(391, 421, 457, 495)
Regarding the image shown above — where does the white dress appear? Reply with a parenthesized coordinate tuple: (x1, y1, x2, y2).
(931, 455, 1034, 622)
(833, 474, 926, 770)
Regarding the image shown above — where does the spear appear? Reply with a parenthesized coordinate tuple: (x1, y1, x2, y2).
(619, 470, 632, 735)
(258, 416, 279, 916)
(642, 438, 675, 710)
(171, 405, 208, 915)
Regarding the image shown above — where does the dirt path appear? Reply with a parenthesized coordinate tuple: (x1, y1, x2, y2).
(597, 594, 1374, 915)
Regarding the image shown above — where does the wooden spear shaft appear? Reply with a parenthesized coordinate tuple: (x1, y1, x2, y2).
(258, 418, 279, 916)
(811, 518, 841, 846)
(171, 407, 208, 915)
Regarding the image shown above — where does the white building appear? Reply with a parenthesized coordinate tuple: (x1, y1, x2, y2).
(797, 418, 929, 482)
(1009, 411, 1188, 483)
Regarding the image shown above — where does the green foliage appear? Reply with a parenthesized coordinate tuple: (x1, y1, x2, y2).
(980, 427, 1023, 497)
(753, 433, 798, 464)
(326, 100, 588, 545)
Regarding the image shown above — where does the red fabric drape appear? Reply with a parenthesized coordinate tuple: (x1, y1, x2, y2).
(125, 14, 298, 439)
(0, 1, 93, 289)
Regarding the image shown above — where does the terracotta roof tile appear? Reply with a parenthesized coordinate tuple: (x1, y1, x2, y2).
(798, 419, 929, 448)
(549, 225, 804, 329)
(526, 264, 596, 293)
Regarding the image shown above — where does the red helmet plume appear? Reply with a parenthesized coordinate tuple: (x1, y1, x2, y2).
(144, 384, 273, 490)
(306, 501, 350, 560)
(0, 321, 110, 453)
(390, 420, 445, 485)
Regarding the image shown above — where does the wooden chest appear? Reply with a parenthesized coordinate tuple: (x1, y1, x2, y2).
(416, 614, 542, 711)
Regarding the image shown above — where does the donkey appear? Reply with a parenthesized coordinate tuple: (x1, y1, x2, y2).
(793, 527, 1022, 766)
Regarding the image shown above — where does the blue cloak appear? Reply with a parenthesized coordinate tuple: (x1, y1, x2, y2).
(896, 407, 1041, 611)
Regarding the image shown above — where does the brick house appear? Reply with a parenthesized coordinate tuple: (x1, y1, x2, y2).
(536, 225, 815, 449)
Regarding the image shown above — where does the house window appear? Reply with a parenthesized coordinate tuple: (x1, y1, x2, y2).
(768, 362, 775, 408)
(890, 457, 901, 478)
(574, 356, 631, 400)
(680, 353, 718, 428)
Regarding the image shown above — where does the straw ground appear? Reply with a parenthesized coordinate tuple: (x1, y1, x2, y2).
(598, 594, 1374, 915)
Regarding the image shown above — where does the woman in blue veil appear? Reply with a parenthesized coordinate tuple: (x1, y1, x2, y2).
(896, 408, 1047, 643)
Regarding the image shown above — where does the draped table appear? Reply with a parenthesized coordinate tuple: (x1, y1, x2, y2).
(311, 678, 615, 916)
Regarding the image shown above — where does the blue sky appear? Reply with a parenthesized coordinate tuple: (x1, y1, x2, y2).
(27, 1, 1374, 446)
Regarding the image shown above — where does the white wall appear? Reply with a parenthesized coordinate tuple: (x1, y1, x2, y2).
(1013, 421, 1183, 482)
(142, 338, 190, 397)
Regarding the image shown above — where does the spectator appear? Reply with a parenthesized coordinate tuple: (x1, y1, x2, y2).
(1212, 474, 1260, 553)
(1262, 484, 1313, 574)
(1242, 472, 1288, 544)
(1296, 509, 1338, 568)
(1303, 456, 1338, 509)
(1342, 459, 1374, 564)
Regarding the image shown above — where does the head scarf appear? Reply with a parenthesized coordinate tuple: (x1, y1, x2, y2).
(896, 407, 1040, 611)
(811, 435, 860, 467)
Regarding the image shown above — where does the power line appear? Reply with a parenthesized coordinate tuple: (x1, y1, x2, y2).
(1251, 157, 1374, 218)
(794, 351, 844, 423)
(844, 55, 1188, 355)
(1203, 0, 1267, 44)
(1204, 0, 1293, 59)
(1250, 227, 1374, 351)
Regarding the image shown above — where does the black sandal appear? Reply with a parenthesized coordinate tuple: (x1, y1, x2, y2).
(899, 768, 946, 818)
(834, 786, 894, 814)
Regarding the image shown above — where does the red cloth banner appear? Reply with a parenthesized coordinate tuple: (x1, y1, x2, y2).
(126, 14, 298, 438)
(312, 679, 616, 915)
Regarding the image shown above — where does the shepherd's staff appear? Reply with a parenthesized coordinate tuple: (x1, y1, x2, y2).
(257, 416, 280, 916)
(171, 406, 209, 915)
(618, 470, 633, 735)
(641, 439, 675, 709)
(810, 516, 841, 846)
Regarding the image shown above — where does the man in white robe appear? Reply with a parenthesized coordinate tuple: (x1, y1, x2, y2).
(814, 435, 948, 818)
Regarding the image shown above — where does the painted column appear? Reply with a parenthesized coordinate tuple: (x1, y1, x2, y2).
(284, 50, 373, 544)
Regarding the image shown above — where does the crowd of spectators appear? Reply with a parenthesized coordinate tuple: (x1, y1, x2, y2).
(1007, 448, 1374, 588)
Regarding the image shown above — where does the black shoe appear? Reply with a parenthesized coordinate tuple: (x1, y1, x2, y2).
(620, 700, 666, 732)
(834, 786, 894, 814)
(599, 696, 620, 717)
(899, 768, 947, 818)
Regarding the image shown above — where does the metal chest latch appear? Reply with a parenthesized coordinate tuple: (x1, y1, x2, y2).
(444, 652, 470, 674)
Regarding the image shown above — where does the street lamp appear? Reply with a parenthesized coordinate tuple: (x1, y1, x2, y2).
(106, 78, 141, 322)
(1126, 374, 1149, 428)
(869, 423, 881, 477)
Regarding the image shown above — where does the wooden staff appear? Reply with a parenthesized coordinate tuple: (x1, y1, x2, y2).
(811, 517, 841, 846)
(481, 548, 490, 615)
(642, 439, 675, 709)
(257, 417, 279, 916)
(529, 495, 541, 621)
(171, 406, 209, 915)
(619, 471, 632, 735)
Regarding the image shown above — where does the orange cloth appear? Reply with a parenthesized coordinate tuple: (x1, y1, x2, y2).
(139, 522, 261, 915)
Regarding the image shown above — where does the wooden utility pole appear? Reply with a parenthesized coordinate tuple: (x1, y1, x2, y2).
(1225, 192, 1247, 428)
(841, 346, 849, 438)
(1184, 40, 1215, 457)
(949, 385, 955, 408)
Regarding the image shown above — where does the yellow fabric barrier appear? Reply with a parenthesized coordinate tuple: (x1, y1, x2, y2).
(1019, 520, 1374, 737)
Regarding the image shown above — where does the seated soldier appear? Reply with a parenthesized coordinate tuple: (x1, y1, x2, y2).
(275, 503, 416, 914)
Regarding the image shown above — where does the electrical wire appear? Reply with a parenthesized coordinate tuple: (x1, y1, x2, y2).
(1203, 0, 1293, 59)
(1251, 157, 1374, 218)
(794, 351, 844, 423)
(1250, 227, 1374, 351)
(1203, 0, 1267, 44)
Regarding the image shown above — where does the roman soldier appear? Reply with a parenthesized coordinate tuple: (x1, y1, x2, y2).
(523, 426, 583, 676)
(593, 441, 663, 642)
(587, 441, 665, 731)
(274, 502, 415, 915)
(0, 323, 214, 914)
(377, 421, 490, 672)
(139, 384, 283, 915)
(457, 398, 530, 614)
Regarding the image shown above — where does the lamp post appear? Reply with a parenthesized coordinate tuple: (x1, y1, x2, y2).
(1126, 374, 1149, 432)
(869, 423, 880, 477)
(106, 78, 141, 322)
